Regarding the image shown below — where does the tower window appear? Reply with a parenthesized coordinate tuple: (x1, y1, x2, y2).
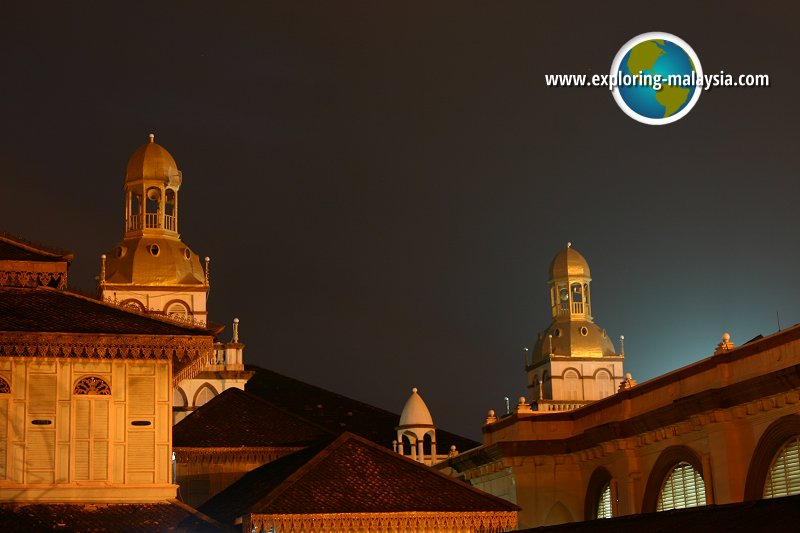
(184, 248, 191, 260)
(580, 326, 589, 336)
(564, 370, 579, 400)
(596, 370, 613, 399)
(553, 328, 562, 337)
(149, 244, 160, 256)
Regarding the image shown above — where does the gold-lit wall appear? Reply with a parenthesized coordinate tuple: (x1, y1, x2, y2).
(0, 357, 176, 502)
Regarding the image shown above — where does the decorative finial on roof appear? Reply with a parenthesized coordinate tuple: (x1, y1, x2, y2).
(567, 241, 572, 248)
(232, 317, 240, 343)
(715, 332, 735, 355)
(485, 409, 497, 424)
(412, 387, 418, 393)
(99, 254, 106, 285)
(149, 133, 155, 143)
(204, 256, 211, 285)
(619, 334, 625, 356)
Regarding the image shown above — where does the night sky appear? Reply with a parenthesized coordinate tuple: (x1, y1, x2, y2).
(2, 2, 799, 440)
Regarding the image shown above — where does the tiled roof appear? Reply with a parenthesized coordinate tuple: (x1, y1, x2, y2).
(0, 233, 74, 263)
(199, 432, 519, 524)
(244, 366, 481, 453)
(0, 286, 219, 336)
(0, 500, 232, 532)
(173, 388, 332, 448)
(519, 493, 800, 532)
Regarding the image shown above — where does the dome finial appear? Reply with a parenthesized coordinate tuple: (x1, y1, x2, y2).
(149, 133, 155, 143)
(567, 241, 572, 248)
(412, 387, 418, 394)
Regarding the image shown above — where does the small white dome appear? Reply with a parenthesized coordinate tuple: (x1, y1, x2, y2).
(398, 387, 434, 427)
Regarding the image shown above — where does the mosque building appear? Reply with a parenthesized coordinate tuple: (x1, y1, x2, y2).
(97, 134, 253, 423)
(438, 245, 800, 530)
(526, 244, 626, 411)
(0, 135, 518, 532)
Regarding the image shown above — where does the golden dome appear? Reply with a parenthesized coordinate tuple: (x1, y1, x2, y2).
(549, 243, 591, 281)
(532, 320, 617, 361)
(104, 237, 205, 286)
(124, 134, 182, 188)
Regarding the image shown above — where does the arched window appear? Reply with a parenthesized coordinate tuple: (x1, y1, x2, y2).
(570, 282, 583, 314)
(764, 437, 800, 498)
(585, 466, 614, 520)
(643, 446, 707, 512)
(596, 370, 613, 399)
(564, 370, 579, 400)
(121, 299, 145, 312)
(74, 376, 111, 395)
(0, 376, 9, 394)
(193, 384, 217, 407)
(745, 415, 800, 500)
(173, 387, 187, 408)
(657, 462, 706, 511)
(166, 301, 189, 319)
(73, 376, 111, 481)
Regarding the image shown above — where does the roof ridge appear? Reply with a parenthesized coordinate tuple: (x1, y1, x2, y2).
(250, 432, 519, 514)
(178, 387, 335, 437)
(0, 232, 75, 261)
(246, 365, 402, 418)
(326, 433, 522, 510)
(166, 499, 233, 531)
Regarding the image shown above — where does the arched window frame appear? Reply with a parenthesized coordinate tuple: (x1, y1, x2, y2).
(73, 376, 111, 396)
(745, 414, 800, 500)
(595, 369, 613, 399)
(585, 466, 615, 520)
(173, 387, 188, 409)
(192, 383, 218, 407)
(642, 445, 708, 512)
(563, 368, 580, 400)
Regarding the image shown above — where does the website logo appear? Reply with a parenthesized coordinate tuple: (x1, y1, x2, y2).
(610, 32, 702, 125)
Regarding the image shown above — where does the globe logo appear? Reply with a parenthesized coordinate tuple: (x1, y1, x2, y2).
(611, 32, 702, 125)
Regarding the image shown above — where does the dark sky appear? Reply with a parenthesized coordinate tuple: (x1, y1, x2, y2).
(2, 2, 799, 440)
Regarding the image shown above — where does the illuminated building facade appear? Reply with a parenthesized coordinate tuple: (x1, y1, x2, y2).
(440, 247, 800, 529)
(98, 135, 252, 424)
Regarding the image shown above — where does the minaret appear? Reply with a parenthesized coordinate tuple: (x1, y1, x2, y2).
(394, 388, 438, 465)
(526, 244, 624, 409)
(99, 133, 208, 323)
(99, 135, 253, 423)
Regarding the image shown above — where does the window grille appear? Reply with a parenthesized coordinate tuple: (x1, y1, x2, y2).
(597, 482, 612, 518)
(764, 437, 800, 498)
(657, 462, 706, 511)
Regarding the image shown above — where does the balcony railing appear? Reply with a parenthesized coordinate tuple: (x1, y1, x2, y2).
(127, 213, 177, 232)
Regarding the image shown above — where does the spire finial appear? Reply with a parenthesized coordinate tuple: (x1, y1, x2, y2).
(412, 387, 418, 394)
(567, 241, 572, 248)
(149, 133, 155, 143)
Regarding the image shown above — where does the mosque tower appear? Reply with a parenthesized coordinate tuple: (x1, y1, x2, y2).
(99, 134, 252, 423)
(525, 243, 625, 410)
(394, 387, 439, 465)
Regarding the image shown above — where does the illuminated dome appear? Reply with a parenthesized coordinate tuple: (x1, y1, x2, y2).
(398, 388, 434, 428)
(549, 243, 591, 281)
(532, 320, 617, 360)
(124, 133, 182, 188)
(104, 238, 205, 287)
